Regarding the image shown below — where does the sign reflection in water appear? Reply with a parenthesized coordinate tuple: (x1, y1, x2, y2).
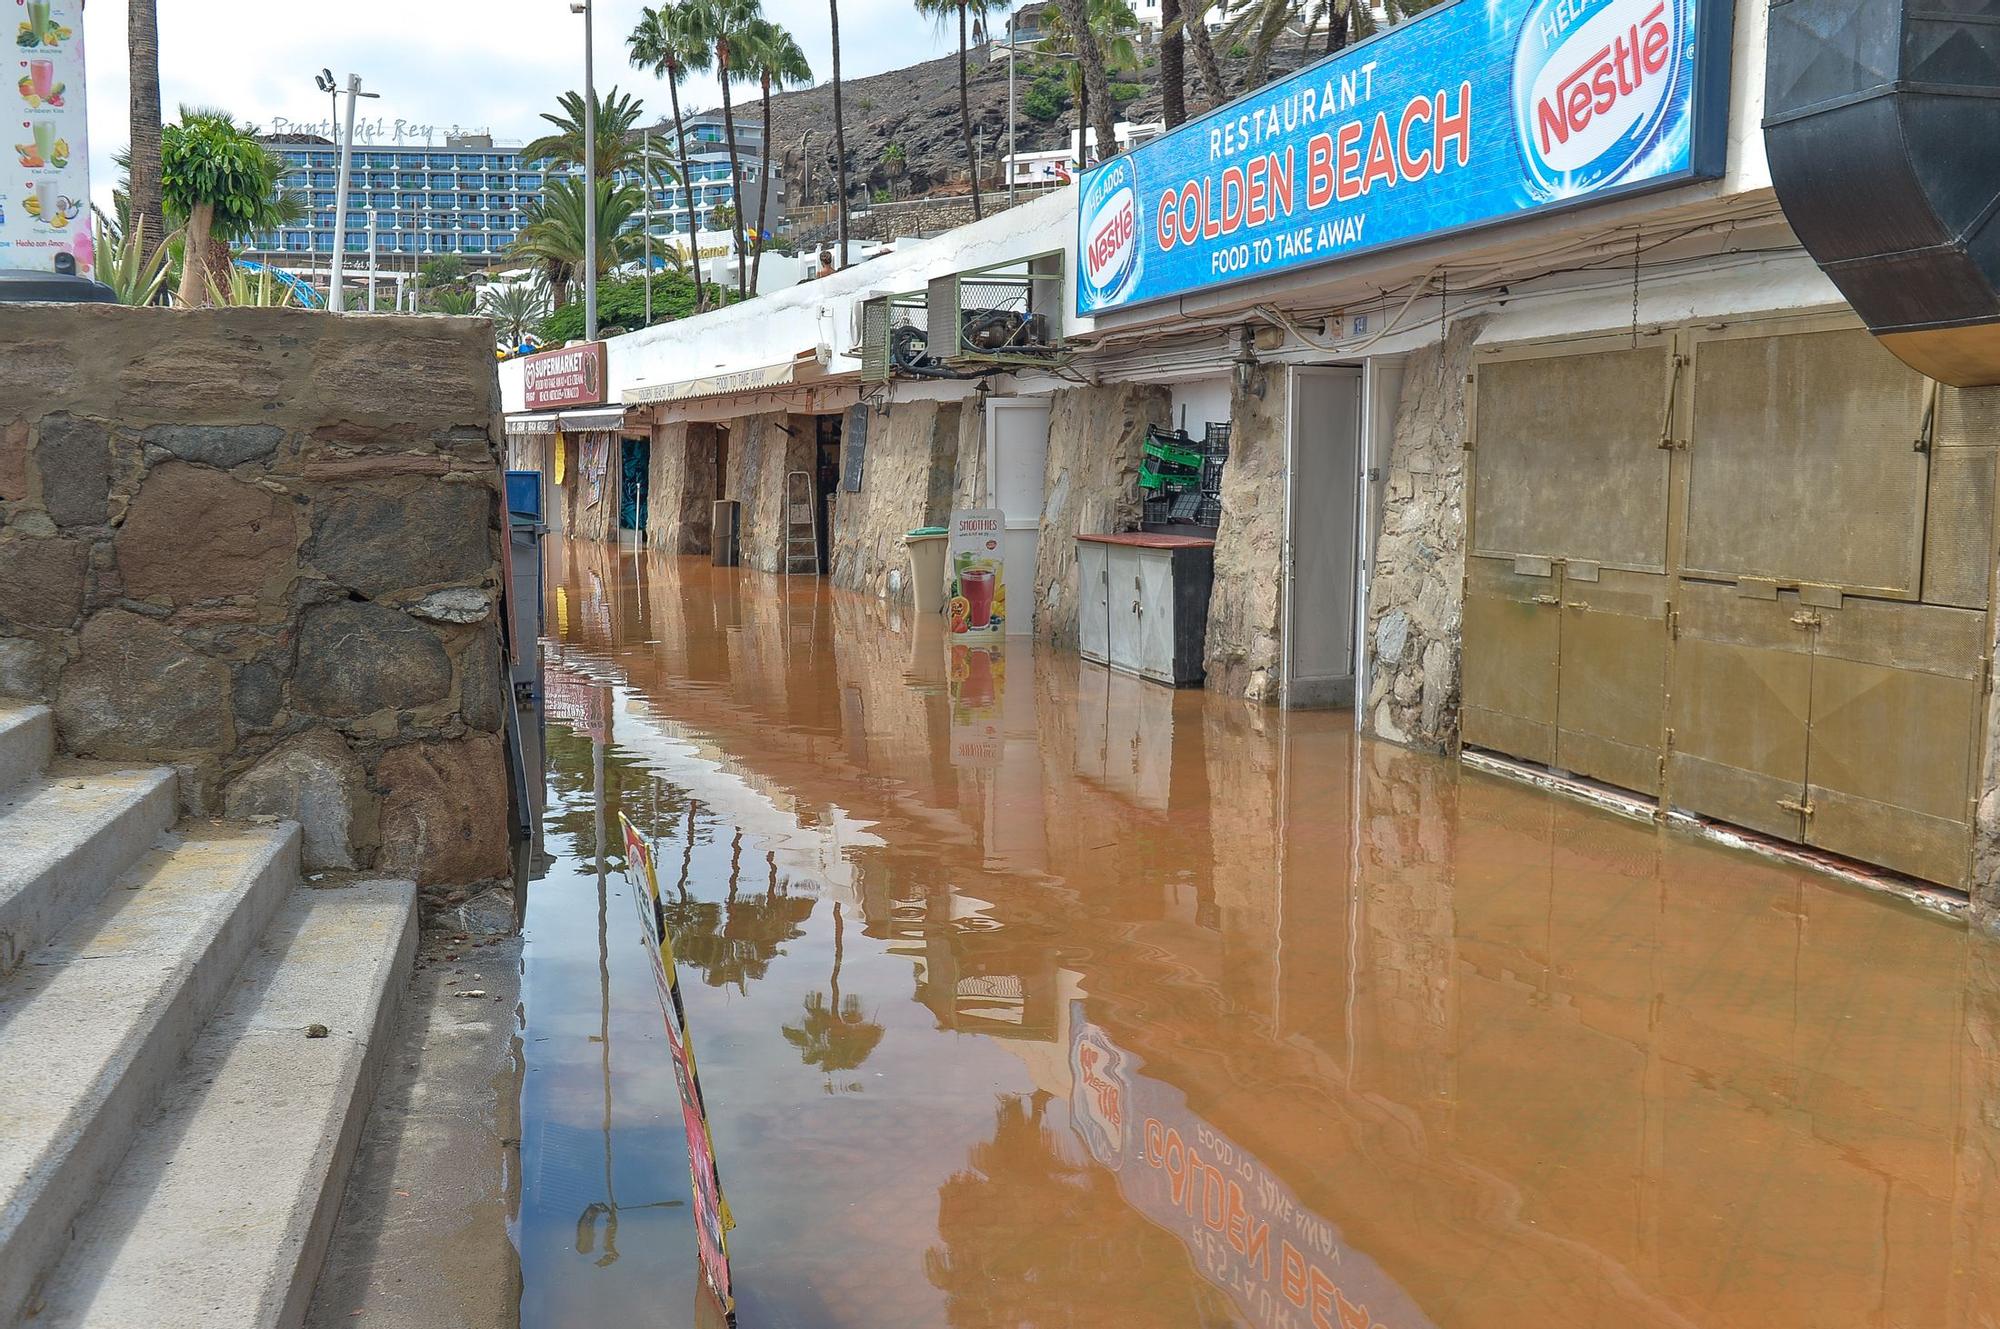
(621, 813, 738, 1323)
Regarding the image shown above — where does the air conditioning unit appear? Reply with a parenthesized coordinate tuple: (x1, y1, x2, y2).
(843, 291, 888, 356)
(926, 253, 1066, 367)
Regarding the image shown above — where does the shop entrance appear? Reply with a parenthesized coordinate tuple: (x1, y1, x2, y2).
(619, 435, 650, 539)
(815, 415, 842, 574)
(984, 398, 1052, 635)
(1285, 367, 1364, 707)
(1463, 321, 1997, 889)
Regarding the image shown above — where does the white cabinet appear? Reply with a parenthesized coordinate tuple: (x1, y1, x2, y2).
(1075, 534, 1215, 687)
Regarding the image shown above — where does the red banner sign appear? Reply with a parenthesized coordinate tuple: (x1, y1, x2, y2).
(523, 341, 607, 410)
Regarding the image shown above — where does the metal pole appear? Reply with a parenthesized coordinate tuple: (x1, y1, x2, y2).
(582, 0, 599, 342)
(643, 129, 653, 327)
(1006, 22, 1017, 207)
(329, 74, 361, 312)
(366, 208, 378, 311)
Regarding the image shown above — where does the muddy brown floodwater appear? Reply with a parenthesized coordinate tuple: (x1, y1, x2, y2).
(514, 540, 2000, 1329)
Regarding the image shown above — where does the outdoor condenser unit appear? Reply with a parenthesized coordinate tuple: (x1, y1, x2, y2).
(1765, 0, 2000, 386)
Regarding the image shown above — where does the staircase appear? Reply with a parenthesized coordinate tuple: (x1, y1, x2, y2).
(0, 700, 418, 1328)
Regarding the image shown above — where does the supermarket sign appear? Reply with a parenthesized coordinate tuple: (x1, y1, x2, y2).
(1076, 0, 1735, 315)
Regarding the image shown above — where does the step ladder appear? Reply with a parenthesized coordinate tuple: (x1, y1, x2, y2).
(783, 470, 819, 575)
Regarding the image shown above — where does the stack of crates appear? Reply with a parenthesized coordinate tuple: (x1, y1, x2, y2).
(1140, 427, 1203, 491)
(1197, 423, 1230, 527)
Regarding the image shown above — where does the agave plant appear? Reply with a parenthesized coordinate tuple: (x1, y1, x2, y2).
(91, 208, 177, 306)
(205, 262, 302, 308)
(434, 288, 479, 315)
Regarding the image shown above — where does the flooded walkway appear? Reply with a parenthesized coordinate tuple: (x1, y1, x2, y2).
(516, 541, 2000, 1329)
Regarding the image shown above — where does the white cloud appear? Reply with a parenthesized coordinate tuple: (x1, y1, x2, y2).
(81, 0, 964, 209)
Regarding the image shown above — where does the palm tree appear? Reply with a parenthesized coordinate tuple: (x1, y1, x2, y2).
(779, 903, 884, 1086)
(698, 0, 762, 300)
(483, 282, 549, 346)
(1171, 4, 1228, 109)
(159, 108, 298, 307)
(512, 175, 645, 300)
(828, 0, 851, 267)
(917, 0, 1004, 219)
(737, 19, 811, 292)
(629, 2, 717, 313)
(1039, 0, 1137, 171)
(1051, 0, 1120, 165)
(522, 87, 655, 180)
(1159, 0, 1185, 128)
(127, 0, 164, 274)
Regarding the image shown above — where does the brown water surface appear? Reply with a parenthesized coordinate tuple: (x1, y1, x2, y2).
(516, 542, 2000, 1329)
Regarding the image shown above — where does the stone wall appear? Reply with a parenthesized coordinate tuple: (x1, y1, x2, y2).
(829, 399, 960, 604)
(0, 305, 511, 889)
(1361, 319, 1482, 751)
(1034, 383, 1167, 646)
(643, 421, 719, 555)
(1203, 364, 1286, 701)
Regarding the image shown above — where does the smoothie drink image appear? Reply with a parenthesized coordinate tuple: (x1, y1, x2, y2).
(962, 568, 996, 629)
(32, 123, 55, 160)
(27, 2, 52, 36)
(29, 60, 54, 101)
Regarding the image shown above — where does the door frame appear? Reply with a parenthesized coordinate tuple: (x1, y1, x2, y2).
(983, 396, 1053, 637)
(1282, 363, 1365, 710)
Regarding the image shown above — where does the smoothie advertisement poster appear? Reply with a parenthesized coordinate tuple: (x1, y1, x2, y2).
(947, 508, 1006, 641)
(1075, 0, 1734, 316)
(6, 0, 90, 278)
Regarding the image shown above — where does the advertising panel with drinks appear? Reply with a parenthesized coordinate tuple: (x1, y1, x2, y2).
(5, 0, 90, 277)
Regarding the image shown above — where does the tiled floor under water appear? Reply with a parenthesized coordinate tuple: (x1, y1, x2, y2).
(515, 541, 2000, 1329)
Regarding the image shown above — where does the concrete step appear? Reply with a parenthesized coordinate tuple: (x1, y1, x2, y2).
(0, 704, 53, 799)
(0, 824, 300, 1325)
(29, 877, 419, 1329)
(0, 762, 179, 977)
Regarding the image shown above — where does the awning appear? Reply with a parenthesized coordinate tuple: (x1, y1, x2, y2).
(627, 360, 798, 404)
(554, 405, 629, 432)
(504, 405, 630, 433)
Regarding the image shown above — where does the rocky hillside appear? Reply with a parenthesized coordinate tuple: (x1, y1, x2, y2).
(651, 34, 1327, 219)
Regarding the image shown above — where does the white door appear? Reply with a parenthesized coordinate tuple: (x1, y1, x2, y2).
(1135, 549, 1176, 684)
(1286, 367, 1364, 707)
(984, 398, 1052, 636)
(1106, 547, 1143, 674)
(1077, 540, 1110, 664)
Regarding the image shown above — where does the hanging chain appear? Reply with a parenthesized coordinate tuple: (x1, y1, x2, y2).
(1630, 232, 1642, 347)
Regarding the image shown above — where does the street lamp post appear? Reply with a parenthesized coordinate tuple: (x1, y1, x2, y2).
(642, 129, 653, 327)
(571, 0, 598, 343)
(366, 208, 378, 311)
(317, 69, 380, 313)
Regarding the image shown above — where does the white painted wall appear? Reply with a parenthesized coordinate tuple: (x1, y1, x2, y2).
(1168, 377, 1231, 438)
(501, 186, 1084, 413)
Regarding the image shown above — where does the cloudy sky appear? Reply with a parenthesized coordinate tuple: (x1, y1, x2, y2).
(80, 0, 966, 208)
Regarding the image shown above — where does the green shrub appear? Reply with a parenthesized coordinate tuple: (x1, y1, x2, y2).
(1227, 41, 1250, 57)
(1109, 81, 1145, 103)
(536, 272, 736, 342)
(1023, 83, 1069, 122)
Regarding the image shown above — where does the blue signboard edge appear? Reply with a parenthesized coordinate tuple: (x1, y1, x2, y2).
(1074, 0, 1740, 321)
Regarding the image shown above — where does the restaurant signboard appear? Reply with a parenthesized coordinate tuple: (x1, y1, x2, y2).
(1075, 0, 1735, 316)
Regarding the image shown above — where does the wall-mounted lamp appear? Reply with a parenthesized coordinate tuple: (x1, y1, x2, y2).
(1233, 326, 1260, 397)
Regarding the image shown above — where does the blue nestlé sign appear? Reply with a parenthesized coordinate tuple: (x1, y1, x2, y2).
(1076, 0, 1735, 316)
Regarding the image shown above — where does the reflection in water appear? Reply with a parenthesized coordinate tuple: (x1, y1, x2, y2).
(516, 541, 2000, 1329)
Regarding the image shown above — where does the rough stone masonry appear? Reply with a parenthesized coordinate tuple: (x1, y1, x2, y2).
(0, 305, 512, 891)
